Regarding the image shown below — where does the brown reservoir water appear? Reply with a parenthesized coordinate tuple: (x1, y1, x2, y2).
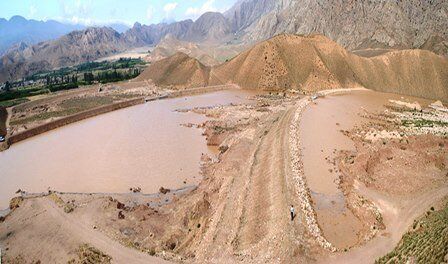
(300, 90, 428, 249)
(0, 90, 257, 209)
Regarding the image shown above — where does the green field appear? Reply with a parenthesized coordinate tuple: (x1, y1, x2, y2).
(0, 58, 147, 107)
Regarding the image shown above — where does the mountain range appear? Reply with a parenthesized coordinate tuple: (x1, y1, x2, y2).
(0, 16, 84, 56)
(0, 0, 447, 83)
(0, 16, 130, 56)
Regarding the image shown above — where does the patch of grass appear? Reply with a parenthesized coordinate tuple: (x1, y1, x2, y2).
(10, 109, 78, 125)
(376, 201, 448, 264)
(0, 98, 30, 107)
(59, 96, 115, 111)
(11, 96, 116, 126)
(401, 119, 448, 128)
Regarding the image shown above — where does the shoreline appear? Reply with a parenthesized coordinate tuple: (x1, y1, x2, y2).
(1, 88, 446, 263)
(1, 84, 238, 151)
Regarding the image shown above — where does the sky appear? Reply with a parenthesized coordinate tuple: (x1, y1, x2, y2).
(0, 0, 238, 26)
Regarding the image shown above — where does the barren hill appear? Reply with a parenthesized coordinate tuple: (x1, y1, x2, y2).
(143, 34, 447, 101)
(136, 52, 210, 89)
(211, 34, 448, 101)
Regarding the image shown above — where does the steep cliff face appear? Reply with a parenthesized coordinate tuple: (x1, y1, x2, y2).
(224, 0, 277, 32)
(236, 0, 448, 55)
(184, 12, 232, 43)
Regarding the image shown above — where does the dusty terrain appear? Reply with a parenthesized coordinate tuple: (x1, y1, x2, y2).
(1, 89, 446, 263)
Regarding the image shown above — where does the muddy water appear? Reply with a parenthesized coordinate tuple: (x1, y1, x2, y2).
(300, 90, 428, 249)
(0, 90, 257, 209)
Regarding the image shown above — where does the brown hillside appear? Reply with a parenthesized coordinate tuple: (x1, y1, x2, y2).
(136, 52, 210, 89)
(210, 34, 448, 101)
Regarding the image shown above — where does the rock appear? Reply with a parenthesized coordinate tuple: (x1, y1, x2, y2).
(218, 145, 229, 153)
(431, 100, 444, 108)
(159, 187, 170, 194)
(119, 227, 136, 236)
(117, 201, 126, 210)
(118, 211, 125, 219)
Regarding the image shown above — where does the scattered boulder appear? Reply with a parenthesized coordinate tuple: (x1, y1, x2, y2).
(218, 145, 229, 153)
(118, 211, 125, 219)
(159, 187, 170, 194)
(129, 187, 142, 193)
(116, 201, 126, 210)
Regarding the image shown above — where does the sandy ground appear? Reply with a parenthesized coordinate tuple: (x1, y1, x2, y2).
(1, 88, 447, 263)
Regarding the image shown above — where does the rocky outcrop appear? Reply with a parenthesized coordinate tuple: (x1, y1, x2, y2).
(184, 12, 232, 43)
(235, 0, 448, 56)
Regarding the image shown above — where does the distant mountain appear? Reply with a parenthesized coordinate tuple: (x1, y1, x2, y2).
(0, 27, 129, 82)
(0, 16, 84, 55)
(1, 0, 447, 82)
(108, 23, 130, 33)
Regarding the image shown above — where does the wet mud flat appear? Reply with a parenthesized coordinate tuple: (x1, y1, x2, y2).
(300, 90, 431, 249)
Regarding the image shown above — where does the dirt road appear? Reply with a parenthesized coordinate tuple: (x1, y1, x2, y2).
(193, 96, 321, 263)
(0, 197, 170, 263)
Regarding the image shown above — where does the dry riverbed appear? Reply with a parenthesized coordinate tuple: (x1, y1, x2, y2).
(1, 89, 447, 263)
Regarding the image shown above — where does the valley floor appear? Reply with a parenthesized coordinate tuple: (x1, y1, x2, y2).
(0, 88, 447, 263)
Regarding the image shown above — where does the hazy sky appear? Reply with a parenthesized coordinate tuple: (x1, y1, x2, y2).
(0, 0, 238, 26)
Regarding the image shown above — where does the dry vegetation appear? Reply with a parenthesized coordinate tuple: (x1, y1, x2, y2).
(68, 244, 112, 264)
(376, 199, 448, 264)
